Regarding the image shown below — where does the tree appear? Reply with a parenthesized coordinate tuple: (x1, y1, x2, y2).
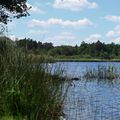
(94, 40, 103, 52)
(0, 0, 29, 24)
(79, 41, 88, 55)
(43, 43, 53, 50)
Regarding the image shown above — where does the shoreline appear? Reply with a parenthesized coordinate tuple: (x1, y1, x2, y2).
(55, 59, 120, 62)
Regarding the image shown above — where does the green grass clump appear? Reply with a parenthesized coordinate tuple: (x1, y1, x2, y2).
(0, 37, 64, 120)
(83, 65, 119, 80)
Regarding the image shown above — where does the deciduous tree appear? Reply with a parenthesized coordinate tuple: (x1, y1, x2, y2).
(0, 0, 29, 24)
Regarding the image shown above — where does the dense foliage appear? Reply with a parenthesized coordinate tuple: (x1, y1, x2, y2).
(0, 0, 29, 24)
(16, 38, 120, 59)
(0, 37, 65, 120)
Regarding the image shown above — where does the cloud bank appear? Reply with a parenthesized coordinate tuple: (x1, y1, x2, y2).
(28, 18, 93, 28)
(53, 0, 97, 11)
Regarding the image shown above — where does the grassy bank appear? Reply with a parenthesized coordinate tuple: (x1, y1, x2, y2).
(54, 55, 120, 62)
(0, 38, 66, 120)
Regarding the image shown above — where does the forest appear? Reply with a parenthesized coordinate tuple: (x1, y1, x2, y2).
(16, 38, 120, 60)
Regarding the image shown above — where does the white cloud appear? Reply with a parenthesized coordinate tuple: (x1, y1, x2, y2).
(53, 0, 97, 11)
(85, 34, 102, 43)
(46, 32, 77, 46)
(5, 35, 23, 41)
(47, 32, 76, 41)
(106, 24, 120, 43)
(105, 15, 120, 23)
(28, 18, 93, 28)
(29, 30, 49, 35)
(8, 35, 16, 41)
(27, 3, 45, 14)
(106, 31, 115, 37)
(106, 25, 120, 37)
(112, 37, 120, 43)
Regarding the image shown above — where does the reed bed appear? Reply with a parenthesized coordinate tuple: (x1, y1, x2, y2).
(83, 65, 120, 80)
(0, 37, 66, 120)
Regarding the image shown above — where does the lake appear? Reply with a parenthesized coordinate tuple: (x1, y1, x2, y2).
(55, 62, 120, 120)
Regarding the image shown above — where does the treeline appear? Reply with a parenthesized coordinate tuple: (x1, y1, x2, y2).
(16, 38, 120, 59)
(16, 38, 53, 52)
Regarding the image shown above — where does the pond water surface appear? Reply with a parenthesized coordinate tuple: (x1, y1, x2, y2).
(56, 62, 120, 120)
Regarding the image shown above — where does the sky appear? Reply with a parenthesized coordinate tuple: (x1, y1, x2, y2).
(5, 0, 120, 46)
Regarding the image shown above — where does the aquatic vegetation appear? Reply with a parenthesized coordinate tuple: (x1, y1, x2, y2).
(83, 65, 120, 80)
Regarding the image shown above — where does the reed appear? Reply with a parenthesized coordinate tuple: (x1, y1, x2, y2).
(83, 65, 119, 80)
(0, 37, 66, 120)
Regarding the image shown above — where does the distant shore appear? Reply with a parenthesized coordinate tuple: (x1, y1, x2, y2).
(55, 58, 120, 62)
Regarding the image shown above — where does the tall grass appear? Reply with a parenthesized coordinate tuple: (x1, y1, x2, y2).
(0, 37, 65, 120)
(83, 65, 119, 80)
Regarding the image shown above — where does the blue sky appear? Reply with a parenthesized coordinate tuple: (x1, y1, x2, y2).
(6, 0, 120, 46)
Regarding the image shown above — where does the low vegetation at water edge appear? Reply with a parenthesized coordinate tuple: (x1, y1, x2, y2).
(0, 37, 66, 120)
(83, 65, 120, 80)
